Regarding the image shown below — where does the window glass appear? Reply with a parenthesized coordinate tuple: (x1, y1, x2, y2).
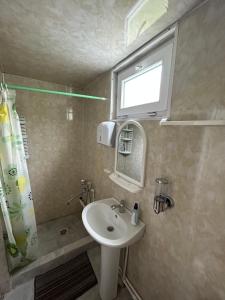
(121, 61, 162, 109)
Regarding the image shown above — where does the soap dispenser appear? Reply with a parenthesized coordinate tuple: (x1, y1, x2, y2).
(131, 202, 139, 226)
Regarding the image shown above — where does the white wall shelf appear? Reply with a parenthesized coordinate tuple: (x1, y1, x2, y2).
(160, 119, 225, 126)
(109, 173, 141, 193)
(120, 138, 133, 141)
(119, 125, 133, 155)
(122, 129, 133, 132)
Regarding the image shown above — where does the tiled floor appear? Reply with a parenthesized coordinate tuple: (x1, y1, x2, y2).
(4, 246, 132, 300)
(37, 213, 88, 257)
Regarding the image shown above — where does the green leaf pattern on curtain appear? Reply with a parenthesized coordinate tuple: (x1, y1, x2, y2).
(0, 90, 38, 272)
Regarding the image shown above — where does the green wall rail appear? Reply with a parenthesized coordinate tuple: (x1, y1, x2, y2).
(5, 83, 107, 101)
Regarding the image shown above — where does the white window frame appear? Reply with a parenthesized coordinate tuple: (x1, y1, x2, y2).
(110, 25, 178, 120)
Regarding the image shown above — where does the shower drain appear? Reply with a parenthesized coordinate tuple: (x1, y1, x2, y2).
(60, 228, 68, 235)
(107, 226, 114, 232)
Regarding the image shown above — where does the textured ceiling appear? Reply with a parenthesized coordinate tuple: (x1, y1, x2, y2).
(0, 0, 204, 87)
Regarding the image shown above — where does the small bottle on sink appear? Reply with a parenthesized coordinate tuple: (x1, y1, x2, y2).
(131, 202, 139, 226)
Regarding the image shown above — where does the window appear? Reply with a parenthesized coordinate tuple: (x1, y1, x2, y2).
(121, 61, 162, 109)
(126, 0, 168, 46)
(114, 33, 175, 119)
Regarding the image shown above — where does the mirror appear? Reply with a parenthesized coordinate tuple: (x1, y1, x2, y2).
(110, 120, 146, 192)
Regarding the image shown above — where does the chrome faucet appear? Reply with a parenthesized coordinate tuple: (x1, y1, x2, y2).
(111, 200, 125, 213)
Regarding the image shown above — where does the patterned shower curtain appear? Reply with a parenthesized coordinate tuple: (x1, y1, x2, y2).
(0, 89, 38, 272)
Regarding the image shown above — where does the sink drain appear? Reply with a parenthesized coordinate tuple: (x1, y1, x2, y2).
(107, 226, 114, 232)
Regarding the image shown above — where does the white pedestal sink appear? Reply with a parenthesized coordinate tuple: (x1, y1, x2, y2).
(82, 198, 145, 300)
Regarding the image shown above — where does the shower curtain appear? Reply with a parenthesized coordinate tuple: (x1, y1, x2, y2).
(0, 89, 38, 272)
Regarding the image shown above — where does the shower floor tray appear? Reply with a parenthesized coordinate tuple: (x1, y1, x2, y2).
(11, 212, 96, 288)
(37, 213, 88, 257)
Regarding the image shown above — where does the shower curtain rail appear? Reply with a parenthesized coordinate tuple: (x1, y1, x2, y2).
(4, 83, 107, 101)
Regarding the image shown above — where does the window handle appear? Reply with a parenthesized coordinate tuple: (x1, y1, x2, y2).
(147, 112, 157, 116)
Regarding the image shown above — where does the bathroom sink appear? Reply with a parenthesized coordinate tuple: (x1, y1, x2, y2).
(82, 197, 145, 248)
(82, 198, 145, 300)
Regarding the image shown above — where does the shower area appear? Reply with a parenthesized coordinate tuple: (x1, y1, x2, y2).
(0, 73, 98, 287)
(36, 176, 95, 258)
(36, 178, 95, 258)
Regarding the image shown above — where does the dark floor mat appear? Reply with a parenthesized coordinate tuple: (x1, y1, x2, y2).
(34, 252, 97, 300)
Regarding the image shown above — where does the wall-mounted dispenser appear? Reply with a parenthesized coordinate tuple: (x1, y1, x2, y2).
(153, 178, 174, 214)
(97, 121, 116, 147)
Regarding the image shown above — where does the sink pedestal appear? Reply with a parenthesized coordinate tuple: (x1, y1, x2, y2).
(100, 245, 120, 300)
(82, 198, 145, 300)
